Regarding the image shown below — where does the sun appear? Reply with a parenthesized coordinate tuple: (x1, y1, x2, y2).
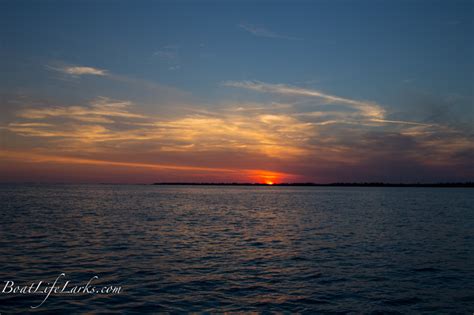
(247, 169, 286, 185)
(260, 173, 278, 185)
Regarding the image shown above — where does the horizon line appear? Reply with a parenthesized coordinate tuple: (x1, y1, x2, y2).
(152, 182, 474, 187)
(1, 182, 473, 188)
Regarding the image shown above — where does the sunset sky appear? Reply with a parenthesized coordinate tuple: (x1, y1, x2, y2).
(1, 0, 473, 183)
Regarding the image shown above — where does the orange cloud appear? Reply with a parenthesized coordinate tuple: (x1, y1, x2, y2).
(6, 98, 315, 160)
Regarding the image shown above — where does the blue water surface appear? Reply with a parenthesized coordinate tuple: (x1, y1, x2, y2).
(0, 185, 473, 313)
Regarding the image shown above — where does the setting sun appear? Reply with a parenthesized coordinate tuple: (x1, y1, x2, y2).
(253, 171, 280, 185)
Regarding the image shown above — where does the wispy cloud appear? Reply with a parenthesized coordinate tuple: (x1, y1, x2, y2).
(5, 96, 314, 159)
(153, 45, 181, 70)
(224, 80, 385, 119)
(238, 22, 302, 40)
(370, 119, 431, 126)
(3, 92, 473, 182)
(50, 65, 108, 76)
(153, 46, 179, 60)
(17, 97, 145, 122)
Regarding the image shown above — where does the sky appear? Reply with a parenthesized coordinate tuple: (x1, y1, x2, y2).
(0, 0, 473, 183)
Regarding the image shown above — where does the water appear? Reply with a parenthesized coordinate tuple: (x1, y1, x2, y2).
(0, 184, 473, 313)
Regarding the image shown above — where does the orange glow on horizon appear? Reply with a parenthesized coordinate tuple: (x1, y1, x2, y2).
(248, 170, 282, 185)
(0, 150, 298, 183)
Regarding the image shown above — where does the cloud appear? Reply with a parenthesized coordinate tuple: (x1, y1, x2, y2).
(223, 81, 440, 130)
(223, 80, 386, 119)
(52, 65, 108, 76)
(153, 45, 181, 70)
(3, 88, 473, 182)
(153, 113, 313, 157)
(153, 45, 180, 59)
(238, 23, 302, 40)
(370, 119, 432, 126)
(8, 94, 469, 174)
(168, 65, 181, 71)
(7, 99, 314, 159)
(17, 97, 145, 122)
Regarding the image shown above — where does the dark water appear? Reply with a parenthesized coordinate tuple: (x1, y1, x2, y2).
(0, 185, 473, 313)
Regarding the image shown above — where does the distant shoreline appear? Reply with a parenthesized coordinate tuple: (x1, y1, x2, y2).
(1, 182, 472, 187)
(152, 182, 474, 188)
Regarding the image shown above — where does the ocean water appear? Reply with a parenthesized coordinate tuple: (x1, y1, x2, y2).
(0, 184, 473, 313)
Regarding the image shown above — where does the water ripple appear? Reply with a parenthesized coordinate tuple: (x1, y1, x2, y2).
(0, 184, 473, 313)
